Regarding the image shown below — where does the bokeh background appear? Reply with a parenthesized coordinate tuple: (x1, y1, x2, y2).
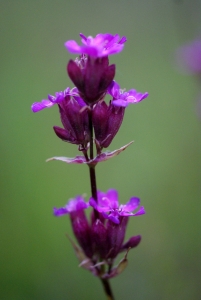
(1, 1, 201, 299)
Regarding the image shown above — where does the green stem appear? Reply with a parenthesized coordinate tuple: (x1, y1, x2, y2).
(100, 278, 115, 300)
(87, 108, 115, 300)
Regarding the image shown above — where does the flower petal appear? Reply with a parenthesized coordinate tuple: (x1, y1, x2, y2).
(31, 87, 72, 113)
(31, 100, 54, 112)
(112, 99, 128, 107)
(66, 196, 89, 212)
(65, 33, 126, 57)
(53, 207, 68, 217)
(126, 90, 149, 104)
(123, 197, 140, 212)
(65, 40, 82, 54)
(106, 189, 119, 209)
(89, 195, 110, 213)
(133, 206, 146, 216)
(107, 213, 120, 224)
(107, 80, 120, 98)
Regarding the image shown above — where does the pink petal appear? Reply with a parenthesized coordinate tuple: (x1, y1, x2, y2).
(31, 100, 54, 112)
(106, 189, 119, 209)
(133, 206, 146, 216)
(124, 197, 140, 212)
(112, 99, 128, 107)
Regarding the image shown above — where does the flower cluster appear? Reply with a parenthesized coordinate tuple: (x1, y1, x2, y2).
(32, 33, 148, 282)
(54, 190, 145, 278)
(32, 33, 148, 154)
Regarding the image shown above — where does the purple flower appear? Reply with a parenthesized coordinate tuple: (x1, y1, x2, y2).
(91, 81, 148, 149)
(65, 33, 127, 58)
(89, 189, 145, 224)
(55, 93, 89, 147)
(54, 195, 89, 216)
(108, 81, 149, 107)
(89, 189, 145, 259)
(54, 190, 145, 267)
(32, 87, 90, 148)
(176, 39, 201, 74)
(31, 88, 78, 113)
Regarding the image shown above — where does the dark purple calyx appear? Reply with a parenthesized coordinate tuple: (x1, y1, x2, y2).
(106, 217, 128, 259)
(53, 96, 90, 149)
(92, 101, 125, 150)
(70, 210, 94, 258)
(67, 56, 115, 106)
(91, 219, 109, 259)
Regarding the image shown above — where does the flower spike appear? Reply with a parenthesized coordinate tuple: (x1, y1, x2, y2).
(32, 32, 148, 293)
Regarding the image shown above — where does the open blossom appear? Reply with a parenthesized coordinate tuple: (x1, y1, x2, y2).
(89, 189, 145, 224)
(32, 87, 90, 147)
(108, 80, 149, 107)
(54, 190, 144, 264)
(31, 88, 79, 112)
(65, 33, 127, 58)
(92, 81, 148, 149)
(90, 189, 145, 260)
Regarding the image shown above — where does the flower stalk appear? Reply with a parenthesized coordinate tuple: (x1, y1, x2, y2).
(31, 32, 148, 300)
(101, 278, 114, 300)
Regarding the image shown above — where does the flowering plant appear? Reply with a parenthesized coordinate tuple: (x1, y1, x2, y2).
(32, 33, 148, 299)
(176, 38, 201, 119)
(176, 39, 201, 74)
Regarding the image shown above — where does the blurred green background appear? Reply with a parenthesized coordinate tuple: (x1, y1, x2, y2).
(1, 1, 201, 299)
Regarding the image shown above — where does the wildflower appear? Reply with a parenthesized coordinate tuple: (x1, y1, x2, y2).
(32, 32, 148, 294)
(31, 88, 73, 112)
(89, 189, 145, 259)
(108, 80, 149, 107)
(89, 189, 145, 224)
(32, 87, 90, 148)
(91, 81, 148, 149)
(65, 33, 127, 105)
(65, 33, 127, 58)
(54, 189, 144, 266)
